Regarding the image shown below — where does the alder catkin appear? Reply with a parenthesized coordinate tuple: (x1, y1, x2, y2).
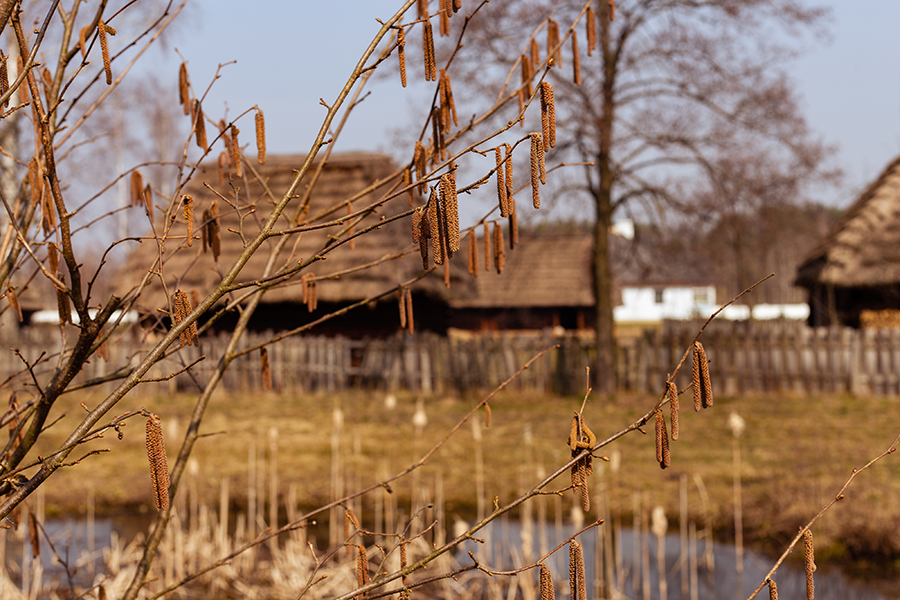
(79, 24, 90, 59)
(48, 243, 58, 276)
(521, 55, 533, 98)
(495, 147, 508, 217)
(493, 222, 505, 274)
(467, 230, 478, 277)
(580, 464, 590, 511)
(768, 578, 778, 600)
(483, 221, 491, 272)
(503, 143, 514, 203)
(182, 195, 194, 247)
(441, 172, 460, 253)
(587, 7, 597, 55)
(130, 171, 144, 207)
(405, 288, 414, 335)
(0, 52, 8, 109)
(255, 109, 266, 164)
(485, 402, 491, 427)
(804, 530, 815, 600)
(178, 62, 189, 112)
(356, 545, 371, 587)
(439, 0, 450, 36)
(571, 29, 582, 85)
(6, 286, 21, 322)
(398, 27, 407, 88)
(540, 82, 556, 149)
(570, 541, 586, 600)
(260, 347, 272, 391)
(418, 210, 430, 270)
(547, 19, 560, 67)
(399, 287, 407, 329)
(530, 133, 542, 208)
(428, 193, 443, 265)
(28, 512, 39, 558)
(609, 0, 616, 21)
(539, 564, 555, 600)
(414, 141, 426, 193)
(423, 19, 436, 81)
(98, 20, 112, 85)
(411, 206, 422, 244)
(194, 101, 207, 149)
(531, 38, 540, 71)
(230, 126, 242, 178)
(146, 414, 170, 510)
(697, 341, 713, 408)
(668, 380, 679, 440)
(208, 200, 221, 260)
(655, 410, 664, 464)
(692, 343, 702, 412)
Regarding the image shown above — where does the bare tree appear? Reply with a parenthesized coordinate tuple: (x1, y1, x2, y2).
(447, 0, 834, 395)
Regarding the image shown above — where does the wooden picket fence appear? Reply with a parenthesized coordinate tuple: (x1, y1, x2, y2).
(5, 321, 900, 396)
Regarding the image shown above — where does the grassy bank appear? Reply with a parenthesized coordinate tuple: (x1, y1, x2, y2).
(32, 386, 900, 564)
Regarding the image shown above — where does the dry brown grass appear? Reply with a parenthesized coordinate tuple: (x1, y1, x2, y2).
(32, 388, 900, 561)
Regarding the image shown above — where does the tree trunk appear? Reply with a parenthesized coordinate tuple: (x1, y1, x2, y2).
(593, 2, 617, 397)
(592, 191, 616, 396)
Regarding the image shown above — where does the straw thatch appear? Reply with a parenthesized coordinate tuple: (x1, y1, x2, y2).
(121, 153, 469, 332)
(797, 156, 900, 288)
(796, 156, 900, 326)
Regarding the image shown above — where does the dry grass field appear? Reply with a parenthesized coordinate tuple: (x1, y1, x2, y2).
(33, 386, 900, 566)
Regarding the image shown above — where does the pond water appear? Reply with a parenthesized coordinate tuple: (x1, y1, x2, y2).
(0, 512, 890, 600)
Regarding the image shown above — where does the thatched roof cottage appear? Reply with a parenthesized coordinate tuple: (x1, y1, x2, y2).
(796, 156, 900, 326)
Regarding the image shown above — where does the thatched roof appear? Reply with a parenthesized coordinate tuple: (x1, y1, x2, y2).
(450, 233, 593, 309)
(796, 156, 900, 289)
(122, 153, 468, 315)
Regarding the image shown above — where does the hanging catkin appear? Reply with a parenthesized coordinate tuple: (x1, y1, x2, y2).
(255, 109, 266, 164)
(182, 195, 194, 247)
(130, 171, 144, 207)
(768, 579, 778, 600)
(804, 530, 815, 600)
(178, 62, 190, 113)
(693, 341, 713, 408)
(467, 230, 478, 277)
(668, 380, 679, 440)
(521, 55, 533, 98)
(423, 19, 436, 81)
(399, 287, 407, 329)
(587, 7, 597, 55)
(571, 29, 582, 85)
(98, 20, 112, 85)
(493, 222, 505, 274)
(441, 171, 460, 252)
(405, 288, 414, 335)
(530, 133, 542, 208)
(145, 414, 170, 510)
(547, 19, 561, 67)
(230, 126, 242, 177)
(428, 192, 443, 265)
(540, 82, 556, 150)
(397, 27, 407, 88)
(194, 101, 207, 149)
(260, 347, 272, 391)
(539, 564, 555, 600)
(483, 221, 491, 272)
(503, 143, 514, 202)
(570, 541, 586, 600)
(6, 286, 21, 322)
(495, 147, 508, 217)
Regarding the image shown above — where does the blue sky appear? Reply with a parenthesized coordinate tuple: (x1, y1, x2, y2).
(154, 0, 900, 210)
